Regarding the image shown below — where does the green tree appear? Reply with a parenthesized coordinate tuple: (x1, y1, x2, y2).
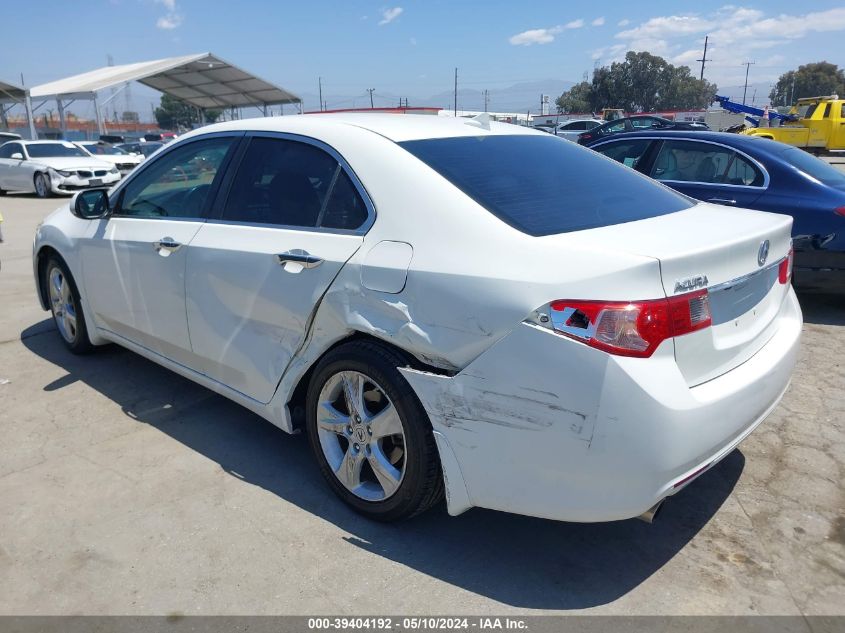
(556, 51, 717, 114)
(555, 81, 593, 113)
(769, 62, 845, 107)
(154, 94, 222, 129)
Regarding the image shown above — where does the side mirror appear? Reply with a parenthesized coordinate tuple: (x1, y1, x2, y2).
(11, 152, 23, 160)
(72, 189, 110, 219)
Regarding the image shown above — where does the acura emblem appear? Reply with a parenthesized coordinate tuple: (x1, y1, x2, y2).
(757, 240, 770, 267)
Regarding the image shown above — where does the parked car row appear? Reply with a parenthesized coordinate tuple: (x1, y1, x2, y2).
(585, 130, 845, 292)
(0, 136, 170, 197)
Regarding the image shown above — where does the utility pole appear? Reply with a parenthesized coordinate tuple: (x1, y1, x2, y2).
(483, 89, 489, 112)
(696, 35, 711, 81)
(318, 77, 323, 111)
(454, 67, 458, 116)
(790, 73, 796, 106)
(366, 88, 375, 109)
(741, 61, 755, 105)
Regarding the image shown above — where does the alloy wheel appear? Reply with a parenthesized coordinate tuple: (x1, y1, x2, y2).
(48, 266, 77, 344)
(316, 370, 406, 501)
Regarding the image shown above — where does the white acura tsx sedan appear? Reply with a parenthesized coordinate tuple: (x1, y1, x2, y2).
(32, 114, 801, 523)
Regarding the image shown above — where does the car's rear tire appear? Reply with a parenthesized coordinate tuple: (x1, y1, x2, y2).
(44, 257, 94, 354)
(34, 172, 51, 198)
(305, 340, 444, 522)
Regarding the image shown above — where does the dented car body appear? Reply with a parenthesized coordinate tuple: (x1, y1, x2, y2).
(33, 114, 801, 522)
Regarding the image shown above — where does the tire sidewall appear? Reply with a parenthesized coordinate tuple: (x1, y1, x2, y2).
(35, 173, 50, 198)
(45, 257, 92, 353)
(306, 345, 435, 520)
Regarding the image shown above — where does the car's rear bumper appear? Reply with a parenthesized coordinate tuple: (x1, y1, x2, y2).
(401, 288, 802, 522)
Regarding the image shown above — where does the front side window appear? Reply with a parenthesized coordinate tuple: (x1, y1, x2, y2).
(223, 137, 368, 230)
(400, 134, 692, 236)
(595, 139, 653, 169)
(117, 137, 234, 218)
(650, 140, 734, 184)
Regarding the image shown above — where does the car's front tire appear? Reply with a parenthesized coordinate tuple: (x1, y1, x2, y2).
(34, 172, 51, 198)
(306, 341, 444, 521)
(44, 257, 93, 354)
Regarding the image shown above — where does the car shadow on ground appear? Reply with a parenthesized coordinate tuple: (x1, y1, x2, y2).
(796, 292, 845, 326)
(22, 320, 742, 610)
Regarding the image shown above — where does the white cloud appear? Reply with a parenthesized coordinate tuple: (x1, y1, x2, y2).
(592, 17, 605, 26)
(617, 15, 714, 40)
(617, 19, 630, 27)
(153, 0, 181, 29)
(378, 7, 403, 26)
(509, 26, 563, 46)
(409, 36, 417, 46)
(156, 12, 182, 29)
(565, 19, 584, 29)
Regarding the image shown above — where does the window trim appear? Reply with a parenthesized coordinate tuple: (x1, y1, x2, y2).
(591, 136, 770, 190)
(208, 130, 376, 235)
(107, 131, 245, 221)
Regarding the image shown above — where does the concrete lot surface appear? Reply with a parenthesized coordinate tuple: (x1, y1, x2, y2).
(0, 190, 843, 616)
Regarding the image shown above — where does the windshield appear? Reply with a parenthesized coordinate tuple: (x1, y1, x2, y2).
(781, 147, 845, 186)
(399, 134, 693, 236)
(26, 143, 88, 158)
(83, 143, 128, 155)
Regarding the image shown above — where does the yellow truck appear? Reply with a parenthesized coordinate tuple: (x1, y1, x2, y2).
(744, 95, 845, 152)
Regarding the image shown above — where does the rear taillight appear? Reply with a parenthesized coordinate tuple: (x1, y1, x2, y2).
(834, 206, 845, 217)
(779, 246, 794, 284)
(548, 289, 712, 358)
(579, 133, 592, 142)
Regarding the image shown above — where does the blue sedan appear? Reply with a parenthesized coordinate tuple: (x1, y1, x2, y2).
(587, 131, 845, 292)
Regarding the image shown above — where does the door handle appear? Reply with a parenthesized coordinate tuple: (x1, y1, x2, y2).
(275, 249, 323, 269)
(707, 197, 737, 205)
(153, 237, 182, 253)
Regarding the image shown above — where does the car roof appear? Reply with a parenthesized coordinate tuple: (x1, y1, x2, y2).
(187, 113, 542, 143)
(587, 129, 790, 157)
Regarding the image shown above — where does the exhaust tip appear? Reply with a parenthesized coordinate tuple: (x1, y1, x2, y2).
(637, 500, 664, 524)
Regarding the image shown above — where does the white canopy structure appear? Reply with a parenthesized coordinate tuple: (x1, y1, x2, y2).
(30, 53, 302, 135)
(0, 79, 36, 139)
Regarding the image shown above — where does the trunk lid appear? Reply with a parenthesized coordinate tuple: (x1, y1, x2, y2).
(575, 203, 793, 385)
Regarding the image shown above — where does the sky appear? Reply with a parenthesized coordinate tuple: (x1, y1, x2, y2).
(3, 0, 845, 117)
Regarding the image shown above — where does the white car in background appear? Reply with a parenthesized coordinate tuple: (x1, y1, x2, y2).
(0, 140, 119, 197)
(76, 141, 144, 175)
(32, 115, 800, 523)
(550, 118, 603, 141)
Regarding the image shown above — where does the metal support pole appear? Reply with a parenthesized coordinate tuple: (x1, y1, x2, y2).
(56, 99, 66, 137)
(263, 103, 268, 117)
(93, 95, 105, 136)
(24, 90, 37, 139)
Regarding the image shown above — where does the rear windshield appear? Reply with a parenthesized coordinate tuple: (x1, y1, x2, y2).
(780, 146, 845, 186)
(399, 135, 692, 236)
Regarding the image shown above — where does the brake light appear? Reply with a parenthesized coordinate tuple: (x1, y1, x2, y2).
(779, 247, 794, 284)
(835, 206, 845, 217)
(580, 133, 592, 141)
(548, 290, 712, 358)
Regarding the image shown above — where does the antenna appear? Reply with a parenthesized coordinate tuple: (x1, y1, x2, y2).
(696, 35, 711, 81)
(454, 68, 458, 116)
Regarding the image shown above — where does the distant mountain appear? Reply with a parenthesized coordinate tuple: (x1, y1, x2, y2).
(299, 79, 576, 114)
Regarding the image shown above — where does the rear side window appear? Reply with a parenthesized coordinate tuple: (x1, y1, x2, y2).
(223, 137, 369, 230)
(399, 135, 692, 236)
